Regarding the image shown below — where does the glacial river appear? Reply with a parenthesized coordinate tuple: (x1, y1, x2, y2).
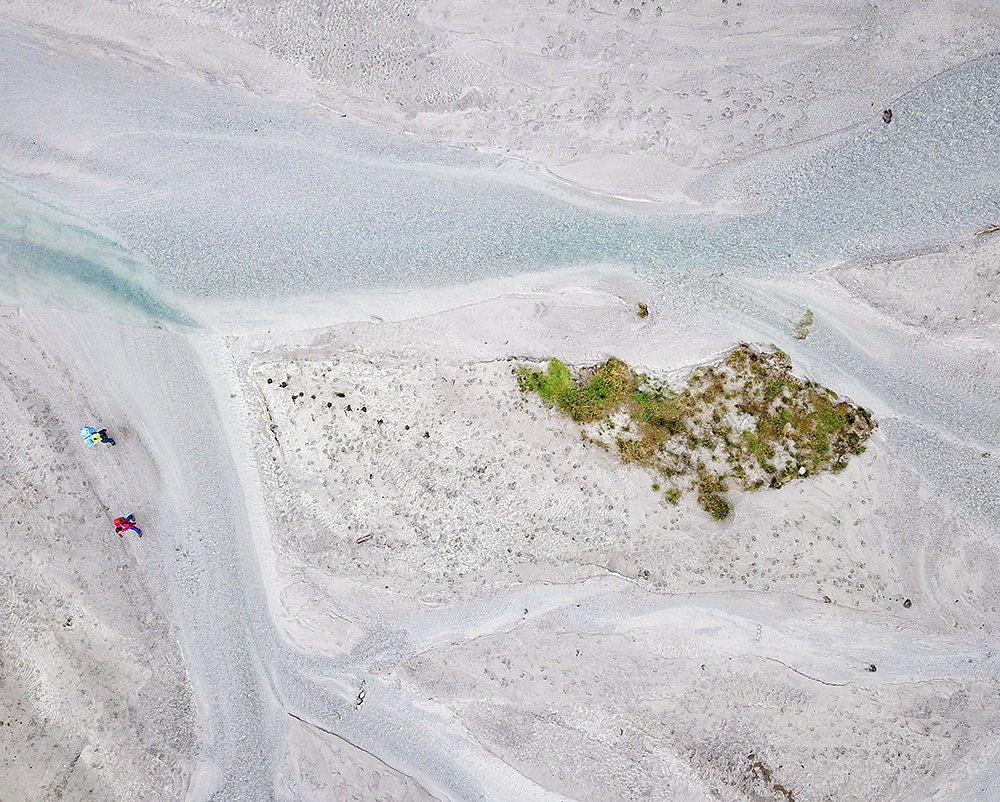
(2, 19, 999, 314)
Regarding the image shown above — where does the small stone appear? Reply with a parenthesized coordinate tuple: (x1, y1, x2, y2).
(903, 598, 912, 608)
(882, 108, 892, 123)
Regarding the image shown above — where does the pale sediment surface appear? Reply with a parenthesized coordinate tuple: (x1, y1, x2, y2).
(229, 281, 1000, 800)
(1, 1, 999, 800)
(0, 309, 198, 798)
(17, 0, 994, 192)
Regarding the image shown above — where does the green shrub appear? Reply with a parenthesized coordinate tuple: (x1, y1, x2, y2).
(618, 437, 653, 463)
(518, 358, 632, 422)
(794, 309, 814, 339)
(696, 470, 731, 519)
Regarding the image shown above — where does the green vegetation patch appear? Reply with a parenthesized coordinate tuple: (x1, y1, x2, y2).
(794, 309, 814, 340)
(517, 357, 632, 422)
(517, 344, 875, 520)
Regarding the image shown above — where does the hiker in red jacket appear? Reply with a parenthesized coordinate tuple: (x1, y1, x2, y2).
(113, 514, 142, 538)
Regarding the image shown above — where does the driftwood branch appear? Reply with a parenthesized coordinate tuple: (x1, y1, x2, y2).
(974, 224, 1000, 237)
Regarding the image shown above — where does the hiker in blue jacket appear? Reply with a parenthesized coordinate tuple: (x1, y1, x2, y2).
(81, 427, 115, 446)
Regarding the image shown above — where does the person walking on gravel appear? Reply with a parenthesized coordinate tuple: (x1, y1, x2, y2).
(81, 427, 115, 446)
(113, 514, 141, 538)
